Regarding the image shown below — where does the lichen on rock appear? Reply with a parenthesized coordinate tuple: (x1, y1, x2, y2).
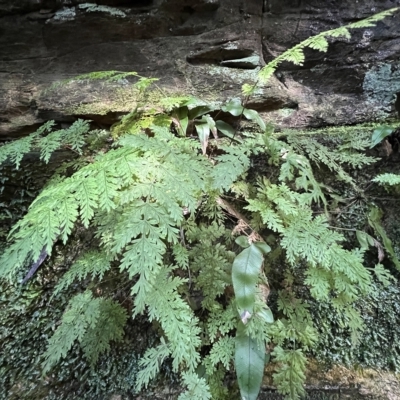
(363, 63, 400, 112)
(47, 6, 76, 23)
(78, 3, 127, 18)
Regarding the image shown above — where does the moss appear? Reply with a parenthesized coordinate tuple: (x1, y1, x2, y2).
(67, 85, 195, 116)
(207, 65, 260, 86)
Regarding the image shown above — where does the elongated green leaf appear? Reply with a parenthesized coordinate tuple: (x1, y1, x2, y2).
(243, 108, 266, 132)
(235, 326, 265, 400)
(215, 120, 236, 139)
(370, 125, 393, 148)
(172, 106, 189, 136)
(222, 99, 244, 116)
(356, 230, 374, 249)
(183, 97, 208, 107)
(368, 206, 400, 270)
(204, 115, 218, 139)
(232, 244, 264, 321)
(194, 119, 210, 155)
(235, 236, 250, 248)
(188, 105, 215, 119)
(254, 242, 271, 255)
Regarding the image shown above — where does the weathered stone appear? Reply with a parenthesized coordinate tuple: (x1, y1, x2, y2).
(1, 0, 398, 138)
(262, 0, 400, 127)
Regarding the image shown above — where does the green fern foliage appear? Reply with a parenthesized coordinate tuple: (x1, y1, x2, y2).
(257, 7, 399, 84)
(0, 119, 91, 168)
(1, 8, 399, 400)
(53, 250, 111, 295)
(373, 173, 400, 186)
(135, 339, 171, 391)
(42, 291, 127, 373)
(178, 371, 212, 400)
(271, 347, 307, 400)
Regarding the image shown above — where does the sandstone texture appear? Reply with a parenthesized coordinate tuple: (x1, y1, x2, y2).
(0, 0, 400, 139)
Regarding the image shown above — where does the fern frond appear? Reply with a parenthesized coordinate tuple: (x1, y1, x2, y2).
(209, 336, 235, 369)
(287, 133, 376, 176)
(212, 145, 251, 191)
(347, 7, 398, 28)
(304, 35, 329, 52)
(207, 302, 237, 342)
(0, 121, 54, 168)
(278, 151, 326, 205)
(327, 26, 351, 39)
(146, 267, 202, 372)
(173, 243, 190, 269)
(373, 173, 400, 186)
(178, 371, 212, 400)
(135, 339, 171, 391)
(53, 250, 112, 295)
(272, 347, 307, 400)
(189, 242, 232, 309)
(284, 46, 306, 65)
(42, 291, 126, 372)
(42, 291, 101, 373)
(258, 7, 399, 83)
(0, 119, 90, 168)
(80, 298, 127, 365)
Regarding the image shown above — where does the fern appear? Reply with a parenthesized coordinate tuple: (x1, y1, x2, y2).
(53, 250, 112, 295)
(178, 371, 212, 400)
(42, 291, 126, 373)
(0, 119, 90, 168)
(257, 7, 399, 84)
(211, 140, 258, 191)
(373, 173, 400, 186)
(146, 267, 202, 371)
(135, 339, 171, 390)
(1, 8, 399, 400)
(272, 347, 307, 400)
(287, 133, 377, 184)
(209, 336, 235, 370)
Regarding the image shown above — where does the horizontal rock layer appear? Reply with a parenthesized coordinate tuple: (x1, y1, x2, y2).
(0, 0, 399, 138)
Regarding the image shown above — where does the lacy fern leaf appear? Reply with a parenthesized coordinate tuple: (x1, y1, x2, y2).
(43, 291, 127, 372)
(53, 250, 111, 295)
(258, 7, 399, 84)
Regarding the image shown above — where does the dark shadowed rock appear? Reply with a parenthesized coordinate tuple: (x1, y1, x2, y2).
(0, 0, 399, 136)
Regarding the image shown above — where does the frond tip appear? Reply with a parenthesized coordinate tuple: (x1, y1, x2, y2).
(258, 7, 399, 84)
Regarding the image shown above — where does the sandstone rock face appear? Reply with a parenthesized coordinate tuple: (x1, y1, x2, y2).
(1, 0, 399, 139)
